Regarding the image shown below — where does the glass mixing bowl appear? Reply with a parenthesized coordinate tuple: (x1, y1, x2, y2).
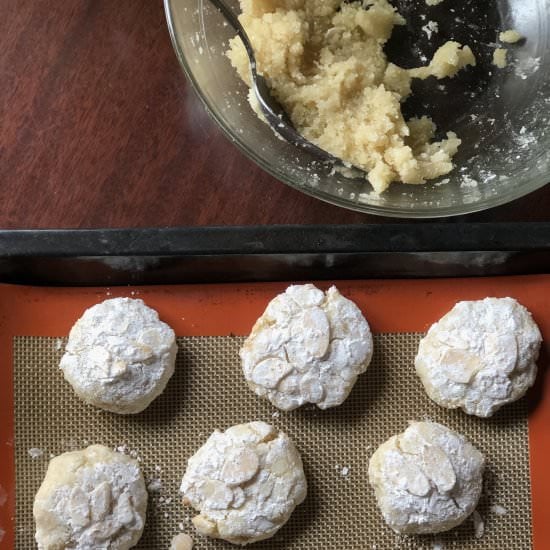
(165, 0, 550, 218)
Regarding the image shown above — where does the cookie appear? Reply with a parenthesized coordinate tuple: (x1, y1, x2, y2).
(60, 297, 177, 414)
(34, 445, 147, 550)
(368, 421, 485, 534)
(240, 284, 373, 410)
(180, 421, 307, 545)
(415, 297, 541, 417)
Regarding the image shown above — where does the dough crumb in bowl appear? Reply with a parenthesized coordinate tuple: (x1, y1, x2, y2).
(227, 0, 476, 194)
(493, 48, 508, 69)
(500, 29, 523, 44)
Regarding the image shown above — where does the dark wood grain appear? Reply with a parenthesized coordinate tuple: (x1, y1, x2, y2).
(1, 0, 548, 229)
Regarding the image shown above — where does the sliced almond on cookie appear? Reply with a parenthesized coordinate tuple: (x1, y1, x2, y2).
(286, 285, 325, 307)
(201, 480, 234, 509)
(221, 447, 260, 486)
(302, 307, 330, 358)
(90, 481, 111, 522)
(299, 375, 324, 403)
(440, 348, 481, 384)
(402, 460, 431, 497)
(422, 445, 456, 493)
(251, 358, 293, 389)
(69, 486, 90, 528)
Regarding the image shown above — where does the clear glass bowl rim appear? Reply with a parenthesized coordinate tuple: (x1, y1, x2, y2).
(164, 0, 549, 218)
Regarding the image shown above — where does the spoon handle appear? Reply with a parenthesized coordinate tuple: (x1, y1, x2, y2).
(206, 0, 343, 167)
(207, 0, 258, 73)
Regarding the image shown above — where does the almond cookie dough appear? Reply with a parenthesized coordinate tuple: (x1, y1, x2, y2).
(368, 421, 485, 534)
(180, 421, 307, 545)
(60, 297, 177, 414)
(240, 284, 373, 410)
(493, 48, 508, 69)
(415, 297, 541, 417)
(227, 0, 476, 193)
(34, 445, 147, 550)
(499, 29, 523, 44)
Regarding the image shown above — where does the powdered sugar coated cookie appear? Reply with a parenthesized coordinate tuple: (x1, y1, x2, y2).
(180, 422, 307, 545)
(240, 285, 373, 410)
(415, 297, 541, 417)
(368, 421, 485, 534)
(60, 297, 177, 414)
(34, 445, 147, 549)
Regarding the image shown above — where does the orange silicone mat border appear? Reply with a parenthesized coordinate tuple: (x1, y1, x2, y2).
(1, 276, 549, 548)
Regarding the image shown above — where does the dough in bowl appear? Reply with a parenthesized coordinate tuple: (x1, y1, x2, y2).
(180, 421, 307, 545)
(60, 297, 177, 414)
(240, 284, 373, 410)
(368, 421, 485, 534)
(415, 297, 541, 417)
(227, 0, 476, 193)
(34, 444, 147, 550)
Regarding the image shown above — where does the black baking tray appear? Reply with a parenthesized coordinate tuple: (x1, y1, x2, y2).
(0, 223, 549, 286)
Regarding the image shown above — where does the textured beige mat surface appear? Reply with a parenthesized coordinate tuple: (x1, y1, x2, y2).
(15, 335, 531, 549)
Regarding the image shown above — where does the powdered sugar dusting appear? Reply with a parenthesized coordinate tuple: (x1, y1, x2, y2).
(28, 448, 44, 460)
(490, 504, 508, 516)
(422, 21, 439, 40)
(514, 57, 541, 80)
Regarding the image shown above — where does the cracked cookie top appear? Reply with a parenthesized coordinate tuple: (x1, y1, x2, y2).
(368, 421, 485, 534)
(60, 297, 177, 414)
(415, 297, 541, 417)
(33, 445, 147, 550)
(240, 284, 373, 410)
(180, 422, 307, 545)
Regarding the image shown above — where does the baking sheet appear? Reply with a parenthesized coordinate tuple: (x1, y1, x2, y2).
(15, 335, 530, 549)
(1, 276, 549, 548)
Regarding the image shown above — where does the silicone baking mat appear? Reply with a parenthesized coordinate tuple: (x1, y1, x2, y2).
(1, 276, 549, 548)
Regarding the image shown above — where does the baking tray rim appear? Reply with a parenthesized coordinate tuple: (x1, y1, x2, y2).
(0, 223, 549, 285)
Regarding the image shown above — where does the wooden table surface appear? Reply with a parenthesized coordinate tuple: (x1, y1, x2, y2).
(2, 0, 549, 229)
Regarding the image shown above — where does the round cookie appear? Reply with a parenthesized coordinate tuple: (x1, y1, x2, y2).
(34, 444, 147, 550)
(60, 297, 177, 414)
(240, 284, 373, 410)
(415, 297, 541, 417)
(368, 421, 485, 534)
(180, 421, 307, 545)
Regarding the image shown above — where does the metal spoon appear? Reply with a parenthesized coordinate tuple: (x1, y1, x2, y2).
(208, 0, 342, 165)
